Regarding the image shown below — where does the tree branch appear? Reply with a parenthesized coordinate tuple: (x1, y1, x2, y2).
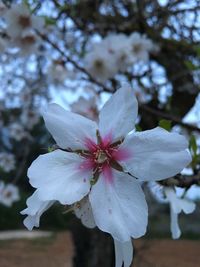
(160, 173, 200, 188)
(140, 104, 200, 133)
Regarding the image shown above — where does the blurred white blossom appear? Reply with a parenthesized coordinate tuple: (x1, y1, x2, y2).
(85, 46, 118, 82)
(0, 152, 15, 172)
(84, 32, 156, 81)
(149, 182, 196, 239)
(4, 3, 44, 39)
(9, 122, 27, 141)
(4, 3, 44, 55)
(102, 33, 130, 71)
(0, 182, 19, 207)
(128, 32, 156, 63)
(164, 187, 196, 239)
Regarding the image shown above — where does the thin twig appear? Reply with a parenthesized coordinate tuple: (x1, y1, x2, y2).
(140, 104, 200, 133)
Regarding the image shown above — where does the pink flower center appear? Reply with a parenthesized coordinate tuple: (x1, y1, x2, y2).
(79, 134, 131, 184)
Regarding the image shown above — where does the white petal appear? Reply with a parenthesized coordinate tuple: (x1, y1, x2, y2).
(170, 207, 181, 239)
(21, 190, 54, 230)
(114, 239, 123, 267)
(74, 197, 96, 229)
(114, 239, 133, 267)
(28, 150, 91, 205)
(43, 103, 97, 150)
(165, 187, 196, 214)
(23, 215, 39, 231)
(99, 84, 138, 141)
(181, 200, 196, 214)
(89, 170, 148, 242)
(120, 127, 191, 181)
(164, 187, 181, 213)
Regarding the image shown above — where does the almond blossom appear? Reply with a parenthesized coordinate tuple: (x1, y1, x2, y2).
(149, 182, 196, 239)
(4, 3, 44, 39)
(22, 84, 191, 267)
(103, 34, 131, 71)
(164, 187, 196, 239)
(0, 152, 16, 173)
(4, 3, 44, 55)
(128, 32, 156, 63)
(9, 122, 27, 141)
(0, 182, 19, 207)
(84, 46, 118, 82)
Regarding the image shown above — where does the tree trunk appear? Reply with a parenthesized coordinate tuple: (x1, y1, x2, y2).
(70, 218, 114, 267)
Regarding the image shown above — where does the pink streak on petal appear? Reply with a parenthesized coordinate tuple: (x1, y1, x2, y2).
(101, 132, 113, 148)
(84, 137, 97, 152)
(79, 159, 95, 172)
(102, 164, 113, 184)
(112, 148, 132, 161)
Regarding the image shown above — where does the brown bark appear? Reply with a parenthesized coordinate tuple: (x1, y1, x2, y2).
(69, 218, 114, 267)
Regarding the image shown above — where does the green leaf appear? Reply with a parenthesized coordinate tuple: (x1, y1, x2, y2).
(48, 146, 54, 152)
(135, 125, 142, 132)
(194, 46, 200, 57)
(159, 119, 172, 131)
(189, 135, 198, 156)
(184, 60, 199, 71)
(44, 17, 57, 25)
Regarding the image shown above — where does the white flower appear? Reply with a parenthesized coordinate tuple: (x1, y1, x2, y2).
(0, 152, 15, 172)
(25, 84, 191, 267)
(9, 122, 27, 141)
(164, 187, 196, 239)
(4, 3, 44, 39)
(70, 96, 98, 121)
(84, 46, 118, 82)
(21, 190, 54, 230)
(103, 34, 131, 71)
(128, 32, 155, 63)
(0, 182, 19, 207)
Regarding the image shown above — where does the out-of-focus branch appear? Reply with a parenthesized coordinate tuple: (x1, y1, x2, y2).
(160, 173, 200, 188)
(140, 104, 200, 133)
